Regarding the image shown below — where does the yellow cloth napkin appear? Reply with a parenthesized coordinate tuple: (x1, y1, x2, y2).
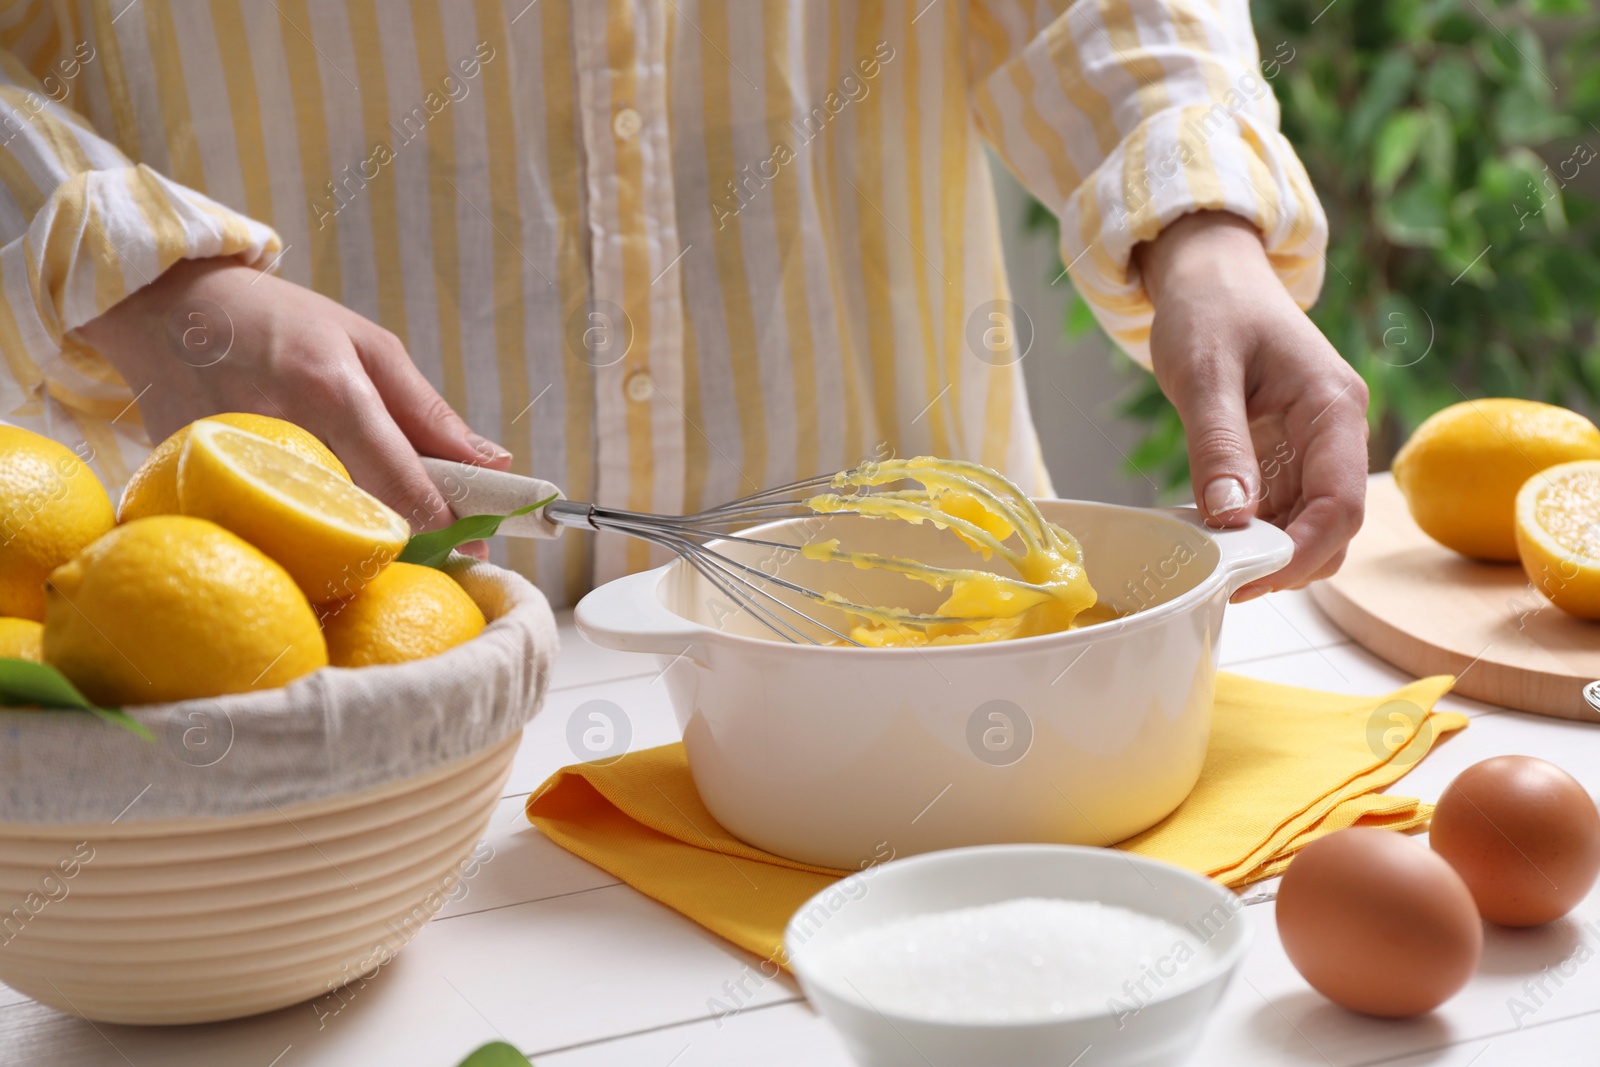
(526, 673, 1466, 967)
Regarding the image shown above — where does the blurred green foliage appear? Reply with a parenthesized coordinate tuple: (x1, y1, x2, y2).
(1028, 0, 1600, 493)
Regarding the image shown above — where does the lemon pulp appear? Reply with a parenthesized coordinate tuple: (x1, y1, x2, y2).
(1531, 468, 1600, 558)
(1515, 460, 1600, 619)
(178, 420, 410, 603)
(800, 457, 1099, 646)
(206, 429, 393, 532)
(120, 412, 349, 523)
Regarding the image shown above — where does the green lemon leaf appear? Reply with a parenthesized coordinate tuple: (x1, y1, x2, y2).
(454, 1042, 534, 1067)
(0, 659, 154, 740)
(397, 495, 558, 570)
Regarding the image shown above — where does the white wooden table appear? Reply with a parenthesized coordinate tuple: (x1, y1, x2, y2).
(5, 589, 1599, 1067)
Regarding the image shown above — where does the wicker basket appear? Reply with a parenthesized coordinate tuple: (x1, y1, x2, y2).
(0, 559, 555, 1024)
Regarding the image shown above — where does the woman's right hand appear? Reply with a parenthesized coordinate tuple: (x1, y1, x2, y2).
(77, 256, 512, 533)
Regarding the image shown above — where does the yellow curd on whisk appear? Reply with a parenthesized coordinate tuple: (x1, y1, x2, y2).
(800, 457, 1101, 646)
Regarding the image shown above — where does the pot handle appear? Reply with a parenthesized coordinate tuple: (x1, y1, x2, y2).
(574, 567, 707, 660)
(1162, 508, 1295, 596)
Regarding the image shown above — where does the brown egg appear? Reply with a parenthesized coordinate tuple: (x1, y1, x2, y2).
(1430, 756, 1600, 927)
(1277, 827, 1482, 1017)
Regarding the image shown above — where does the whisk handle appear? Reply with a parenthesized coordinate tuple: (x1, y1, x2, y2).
(419, 457, 565, 539)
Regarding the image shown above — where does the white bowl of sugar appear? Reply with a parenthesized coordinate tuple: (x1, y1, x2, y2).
(784, 844, 1251, 1067)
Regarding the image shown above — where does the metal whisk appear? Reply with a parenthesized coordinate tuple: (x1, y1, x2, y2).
(421, 457, 1064, 646)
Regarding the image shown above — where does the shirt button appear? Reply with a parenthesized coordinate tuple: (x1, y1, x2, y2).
(612, 107, 642, 140)
(624, 370, 655, 402)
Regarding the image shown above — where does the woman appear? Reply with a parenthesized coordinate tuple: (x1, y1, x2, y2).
(0, 0, 1365, 606)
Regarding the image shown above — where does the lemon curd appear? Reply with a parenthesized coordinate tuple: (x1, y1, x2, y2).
(799, 457, 1101, 646)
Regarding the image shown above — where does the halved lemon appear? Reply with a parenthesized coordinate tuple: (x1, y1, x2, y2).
(120, 412, 350, 523)
(1515, 460, 1600, 620)
(178, 420, 410, 604)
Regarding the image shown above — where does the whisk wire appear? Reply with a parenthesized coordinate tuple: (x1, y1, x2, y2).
(602, 517, 863, 646)
(549, 463, 1036, 644)
(675, 543, 857, 646)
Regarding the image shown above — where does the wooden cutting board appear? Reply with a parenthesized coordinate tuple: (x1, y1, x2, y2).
(1310, 473, 1600, 722)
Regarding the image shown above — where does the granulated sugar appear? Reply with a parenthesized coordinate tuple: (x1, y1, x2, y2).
(809, 897, 1193, 1023)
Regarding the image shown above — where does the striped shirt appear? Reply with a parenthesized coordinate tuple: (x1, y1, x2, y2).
(0, 0, 1325, 605)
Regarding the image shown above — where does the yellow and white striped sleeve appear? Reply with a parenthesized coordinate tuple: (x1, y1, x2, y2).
(0, 23, 279, 426)
(968, 0, 1327, 365)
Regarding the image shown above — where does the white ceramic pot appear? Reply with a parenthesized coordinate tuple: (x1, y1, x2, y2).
(783, 844, 1253, 1067)
(576, 501, 1291, 869)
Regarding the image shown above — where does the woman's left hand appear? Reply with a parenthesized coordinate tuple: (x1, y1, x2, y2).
(1134, 211, 1370, 601)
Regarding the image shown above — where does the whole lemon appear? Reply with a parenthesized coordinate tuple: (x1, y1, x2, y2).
(0, 426, 115, 620)
(42, 516, 327, 706)
(0, 617, 42, 662)
(1393, 399, 1600, 561)
(119, 412, 349, 522)
(320, 562, 486, 667)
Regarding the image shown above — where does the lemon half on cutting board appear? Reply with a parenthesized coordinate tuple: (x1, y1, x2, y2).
(177, 420, 410, 604)
(1516, 460, 1600, 620)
